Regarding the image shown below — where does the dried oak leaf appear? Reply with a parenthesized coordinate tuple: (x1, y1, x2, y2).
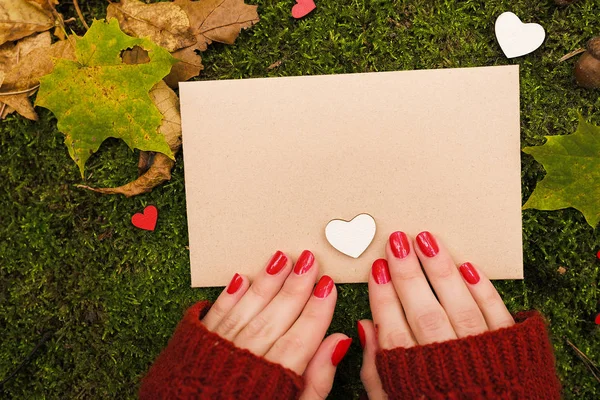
(78, 80, 182, 197)
(0, 0, 55, 46)
(523, 115, 600, 227)
(174, 0, 259, 51)
(106, 0, 196, 52)
(0, 34, 74, 120)
(36, 19, 176, 177)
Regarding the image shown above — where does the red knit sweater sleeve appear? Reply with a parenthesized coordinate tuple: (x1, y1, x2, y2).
(375, 310, 562, 399)
(139, 301, 304, 400)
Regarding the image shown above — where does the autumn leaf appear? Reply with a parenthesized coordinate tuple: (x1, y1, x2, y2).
(0, 34, 73, 120)
(523, 115, 600, 228)
(174, 0, 259, 52)
(164, 46, 203, 88)
(36, 19, 176, 177)
(106, 0, 196, 52)
(0, 32, 51, 118)
(0, 31, 51, 84)
(77, 80, 182, 197)
(0, 0, 55, 46)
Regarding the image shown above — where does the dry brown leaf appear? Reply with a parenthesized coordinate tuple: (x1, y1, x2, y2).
(106, 0, 196, 52)
(164, 46, 203, 88)
(0, 36, 76, 120)
(0, 0, 55, 46)
(0, 31, 51, 85)
(77, 80, 182, 197)
(120, 45, 150, 65)
(174, 0, 259, 52)
(267, 60, 282, 70)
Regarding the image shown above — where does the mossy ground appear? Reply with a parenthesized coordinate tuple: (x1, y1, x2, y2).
(1, 0, 599, 398)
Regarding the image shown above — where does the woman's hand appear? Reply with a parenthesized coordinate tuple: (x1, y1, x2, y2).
(201, 250, 351, 400)
(359, 231, 516, 399)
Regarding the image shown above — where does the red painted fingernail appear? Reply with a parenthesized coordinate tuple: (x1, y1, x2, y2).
(226, 273, 243, 294)
(331, 338, 352, 366)
(357, 322, 366, 349)
(459, 262, 480, 284)
(293, 250, 315, 275)
(266, 251, 288, 275)
(416, 231, 439, 257)
(313, 275, 334, 298)
(389, 231, 410, 259)
(372, 259, 391, 284)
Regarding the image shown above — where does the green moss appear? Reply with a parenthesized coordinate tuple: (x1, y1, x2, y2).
(1, 0, 599, 398)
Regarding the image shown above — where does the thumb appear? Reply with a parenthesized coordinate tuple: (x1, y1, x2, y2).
(299, 333, 352, 400)
(358, 320, 388, 400)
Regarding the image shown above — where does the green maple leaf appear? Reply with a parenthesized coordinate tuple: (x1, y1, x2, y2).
(36, 19, 177, 177)
(523, 115, 600, 228)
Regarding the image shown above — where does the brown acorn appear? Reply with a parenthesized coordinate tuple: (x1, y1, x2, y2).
(574, 37, 600, 89)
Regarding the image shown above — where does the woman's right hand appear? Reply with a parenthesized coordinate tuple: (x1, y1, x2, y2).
(201, 250, 351, 400)
(359, 231, 515, 399)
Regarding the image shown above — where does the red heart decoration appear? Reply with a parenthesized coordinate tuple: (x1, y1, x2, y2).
(595, 313, 600, 325)
(292, 0, 316, 19)
(132, 205, 158, 231)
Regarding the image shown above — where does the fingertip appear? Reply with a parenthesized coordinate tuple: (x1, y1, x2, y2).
(331, 337, 352, 366)
(357, 319, 385, 397)
(357, 320, 366, 349)
(357, 319, 379, 354)
(225, 272, 248, 295)
(313, 275, 336, 299)
(301, 333, 349, 400)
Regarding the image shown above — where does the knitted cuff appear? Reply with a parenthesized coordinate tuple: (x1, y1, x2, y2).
(376, 311, 562, 400)
(139, 301, 304, 400)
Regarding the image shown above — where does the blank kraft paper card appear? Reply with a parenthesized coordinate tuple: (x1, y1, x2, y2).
(180, 65, 523, 287)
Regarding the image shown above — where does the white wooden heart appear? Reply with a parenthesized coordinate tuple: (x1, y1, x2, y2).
(325, 214, 376, 258)
(495, 12, 545, 58)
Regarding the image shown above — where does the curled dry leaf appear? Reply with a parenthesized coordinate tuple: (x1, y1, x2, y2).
(0, 35, 75, 120)
(164, 46, 203, 88)
(106, 0, 196, 52)
(174, 0, 259, 52)
(78, 81, 182, 197)
(0, 0, 55, 46)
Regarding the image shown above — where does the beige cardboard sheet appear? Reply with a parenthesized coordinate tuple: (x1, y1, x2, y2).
(180, 65, 523, 287)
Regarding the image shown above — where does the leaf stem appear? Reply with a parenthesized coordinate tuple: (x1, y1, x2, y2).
(566, 339, 600, 383)
(559, 48, 585, 62)
(73, 0, 90, 30)
(0, 85, 41, 96)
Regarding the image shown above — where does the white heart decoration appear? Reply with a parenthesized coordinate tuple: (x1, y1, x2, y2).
(495, 12, 545, 58)
(325, 214, 376, 258)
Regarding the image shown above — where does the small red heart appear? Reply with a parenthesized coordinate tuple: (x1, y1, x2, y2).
(132, 205, 158, 231)
(595, 313, 600, 325)
(292, 0, 316, 19)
